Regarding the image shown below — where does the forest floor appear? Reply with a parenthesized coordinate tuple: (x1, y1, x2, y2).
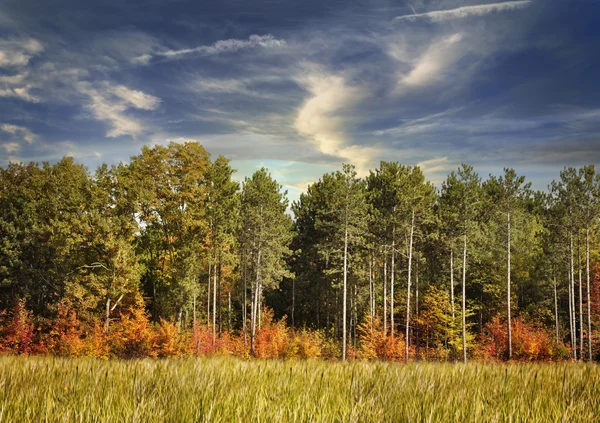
(0, 356, 598, 422)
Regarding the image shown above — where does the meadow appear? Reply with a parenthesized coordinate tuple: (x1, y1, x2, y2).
(0, 356, 598, 422)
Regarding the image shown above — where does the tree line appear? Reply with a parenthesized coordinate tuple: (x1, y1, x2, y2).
(1, 141, 599, 361)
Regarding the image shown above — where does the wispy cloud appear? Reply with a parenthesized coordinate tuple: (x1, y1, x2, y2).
(1, 123, 37, 143)
(2, 142, 20, 153)
(77, 82, 161, 138)
(0, 39, 43, 67)
(393, 1, 531, 22)
(398, 33, 464, 89)
(133, 34, 286, 64)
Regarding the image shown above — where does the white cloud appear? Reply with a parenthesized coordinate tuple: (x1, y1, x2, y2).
(393, 1, 531, 22)
(0, 39, 43, 67)
(2, 142, 20, 153)
(110, 84, 161, 110)
(294, 70, 378, 173)
(398, 33, 464, 89)
(77, 82, 160, 138)
(1, 124, 37, 143)
(0, 85, 40, 102)
(417, 156, 452, 173)
(134, 34, 286, 63)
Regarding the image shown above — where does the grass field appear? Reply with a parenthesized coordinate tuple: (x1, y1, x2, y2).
(0, 356, 599, 422)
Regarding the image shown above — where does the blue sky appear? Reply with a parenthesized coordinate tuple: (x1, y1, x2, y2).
(1, 0, 599, 202)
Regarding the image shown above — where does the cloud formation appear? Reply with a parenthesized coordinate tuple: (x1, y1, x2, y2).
(294, 70, 378, 171)
(77, 82, 161, 138)
(134, 34, 286, 64)
(394, 1, 531, 22)
(0, 39, 43, 67)
(1, 123, 36, 143)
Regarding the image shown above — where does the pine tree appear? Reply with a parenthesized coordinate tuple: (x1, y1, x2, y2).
(239, 168, 293, 356)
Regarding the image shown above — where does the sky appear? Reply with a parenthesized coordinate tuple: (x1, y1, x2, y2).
(0, 0, 599, 203)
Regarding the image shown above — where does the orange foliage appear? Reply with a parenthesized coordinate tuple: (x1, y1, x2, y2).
(357, 317, 406, 361)
(254, 308, 289, 359)
(477, 315, 566, 361)
(108, 299, 155, 358)
(46, 302, 85, 357)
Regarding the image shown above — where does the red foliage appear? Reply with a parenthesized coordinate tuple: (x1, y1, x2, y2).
(357, 317, 406, 361)
(477, 315, 565, 361)
(46, 302, 85, 357)
(0, 300, 35, 354)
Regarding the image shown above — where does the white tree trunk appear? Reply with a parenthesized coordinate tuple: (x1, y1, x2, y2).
(213, 260, 217, 347)
(405, 210, 415, 363)
(507, 211, 512, 360)
(383, 258, 387, 335)
(342, 208, 349, 361)
(462, 233, 467, 364)
(391, 225, 395, 337)
(554, 270, 559, 343)
(450, 247, 455, 321)
(586, 228, 592, 361)
(578, 234, 584, 356)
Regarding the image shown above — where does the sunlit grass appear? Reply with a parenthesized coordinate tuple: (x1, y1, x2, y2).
(0, 356, 598, 422)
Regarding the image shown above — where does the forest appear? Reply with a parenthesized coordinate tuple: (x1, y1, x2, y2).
(1, 141, 599, 362)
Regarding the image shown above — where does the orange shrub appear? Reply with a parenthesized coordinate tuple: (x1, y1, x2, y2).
(46, 302, 85, 357)
(108, 299, 155, 358)
(254, 308, 290, 359)
(357, 317, 406, 361)
(154, 319, 185, 358)
(478, 315, 563, 361)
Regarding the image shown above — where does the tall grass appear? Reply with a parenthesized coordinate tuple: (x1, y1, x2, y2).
(0, 356, 598, 422)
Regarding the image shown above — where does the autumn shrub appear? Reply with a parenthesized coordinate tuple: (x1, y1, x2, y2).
(154, 319, 185, 357)
(0, 300, 35, 355)
(108, 300, 155, 358)
(45, 302, 85, 357)
(478, 315, 561, 361)
(289, 329, 325, 359)
(254, 308, 290, 359)
(82, 321, 110, 358)
(357, 317, 406, 361)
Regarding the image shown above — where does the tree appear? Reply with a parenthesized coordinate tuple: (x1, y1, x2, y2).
(440, 165, 481, 363)
(483, 168, 532, 360)
(239, 168, 293, 355)
(315, 165, 369, 360)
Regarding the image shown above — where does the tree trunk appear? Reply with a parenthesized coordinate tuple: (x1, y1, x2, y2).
(586, 228, 592, 361)
(415, 258, 419, 361)
(228, 291, 231, 332)
(369, 254, 373, 330)
(405, 209, 415, 363)
(462, 233, 467, 364)
(383, 257, 387, 335)
(450, 247, 454, 321)
(105, 298, 111, 335)
(342, 205, 349, 361)
(243, 257, 247, 348)
(507, 211, 512, 360)
(578, 233, 583, 357)
(193, 292, 196, 326)
(218, 254, 222, 335)
(212, 259, 217, 347)
(207, 260, 211, 326)
(251, 247, 261, 356)
(391, 224, 395, 338)
(553, 268, 559, 343)
(292, 277, 295, 328)
(570, 233, 577, 360)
